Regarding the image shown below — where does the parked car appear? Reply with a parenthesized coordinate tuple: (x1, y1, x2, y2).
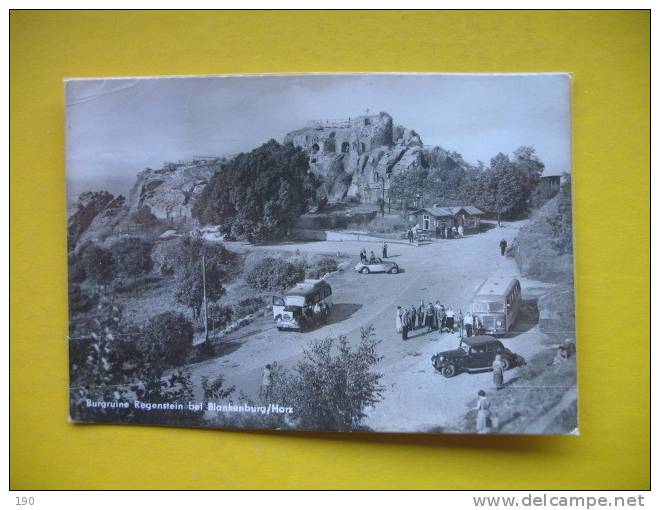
(354, 258, 400, 274)
(431, 335, 525, 378)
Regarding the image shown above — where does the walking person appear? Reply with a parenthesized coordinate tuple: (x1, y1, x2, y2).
(260, 364, 273, 400)
(476, 390, 491, 434)
(500, 239, 508, 256)
(382, 241, 388, 259)
(492, 354, 505, 390)
(464, 311, 474, 338)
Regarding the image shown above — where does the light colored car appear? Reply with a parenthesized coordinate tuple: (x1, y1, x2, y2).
(354, 258, 400, 274)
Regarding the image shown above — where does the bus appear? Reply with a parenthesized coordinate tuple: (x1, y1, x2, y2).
(272, 279, 333, 331)
(470, 276, 522, 335)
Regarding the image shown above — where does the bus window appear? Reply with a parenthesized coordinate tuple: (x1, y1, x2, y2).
(488, 301, 504, 312)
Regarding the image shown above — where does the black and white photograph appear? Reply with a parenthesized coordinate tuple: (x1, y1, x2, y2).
(66, 73, 577, 435)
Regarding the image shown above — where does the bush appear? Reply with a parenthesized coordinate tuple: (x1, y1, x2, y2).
(68, 253, 87, 283)
(207, 303, 233, 330)
(305, 255, 338, 279)
(270, 326, 384, 431)
(82, 244, 114, 284)
(232, 296, 265, 317)
(140, 311, 194, 368)
(110, 237, 154, 277)
(68, 284, 99, 314)
(244, 257, 305, 291)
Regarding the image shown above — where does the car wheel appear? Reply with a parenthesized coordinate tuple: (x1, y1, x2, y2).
(442, 364, 456, 378)
(389, 267, 399, 274)
(360, 267, 369, 274)
(500, 357, 510, 370)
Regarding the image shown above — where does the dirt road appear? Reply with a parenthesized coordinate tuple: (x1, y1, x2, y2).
(186, 221, 549, 432)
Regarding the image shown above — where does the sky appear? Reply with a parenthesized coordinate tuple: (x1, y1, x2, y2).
(66, 73, 572, 196)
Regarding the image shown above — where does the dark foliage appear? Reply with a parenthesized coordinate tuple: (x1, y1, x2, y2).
(547, 176, 573, 255)
(269, 326, 384, 431)
(140, 311, 194, 369)
(192, 140, 316, 241)
(82, 244, 115, 284)
(110, 237, 154, 277)
(244, 257, 305, 292)
(68, 284, 99, 315)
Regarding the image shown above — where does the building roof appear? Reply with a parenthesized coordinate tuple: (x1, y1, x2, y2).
(474, 276, 519, 298)
(285, 279, 331, 297)
(412, 205, 484, 217)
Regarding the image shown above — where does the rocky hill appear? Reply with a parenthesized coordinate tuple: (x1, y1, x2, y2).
(283, 112, 429, 202)
(68, 191, 127, 248)
(125, 159, 221, 220)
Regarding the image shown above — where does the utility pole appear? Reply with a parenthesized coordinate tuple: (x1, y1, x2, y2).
(202, 254, 209, 344)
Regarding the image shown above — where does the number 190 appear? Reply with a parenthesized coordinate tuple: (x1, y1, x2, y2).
(16, 497, 34, 506)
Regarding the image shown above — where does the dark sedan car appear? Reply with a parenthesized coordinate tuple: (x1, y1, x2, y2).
(431, 335, 525, 378)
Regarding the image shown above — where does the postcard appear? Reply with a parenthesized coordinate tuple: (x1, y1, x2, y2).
(66, 73, 577, 434)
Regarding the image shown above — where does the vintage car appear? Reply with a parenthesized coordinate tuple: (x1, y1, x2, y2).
(354, 257, 400, 274)
(431, 335, 525, 378)
(272, 279, 332, 332)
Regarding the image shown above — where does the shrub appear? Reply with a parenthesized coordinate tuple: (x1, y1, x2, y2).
(305, 255, 338, 279)
(68, 284, 99, 314)
(232, 296, 265, 317)
(270, 325, 384, 431)
(207, 303, 233, 331)
(244, 257, 305, 292)
(82, 244, 114, 284)
(68, 253, 87, 283)
(110, 237, 154, 277)
(140, 311, 194, 368)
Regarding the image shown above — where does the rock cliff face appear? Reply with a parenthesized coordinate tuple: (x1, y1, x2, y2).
(68, 191, 127, 248)
(283, 112, 426, 203)
(125, 159, 220, 220)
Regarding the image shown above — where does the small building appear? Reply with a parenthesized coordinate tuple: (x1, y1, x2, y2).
(408, 205, 484, 237)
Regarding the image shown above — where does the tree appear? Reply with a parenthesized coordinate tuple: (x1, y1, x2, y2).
(110, 237, 154, 277)
(82, 244, 115, 284)
(270, 326, 384, 431)
(140, 311, 194, 368)
(170, 234, 235, 319)
(244, 256, 305, 292)
(192, 140, 316, 241)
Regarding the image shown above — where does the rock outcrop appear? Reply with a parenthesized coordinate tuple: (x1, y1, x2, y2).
(68, 191, 126, 248)
(283, 112, 427, 203)
(125, 159, 221, 220)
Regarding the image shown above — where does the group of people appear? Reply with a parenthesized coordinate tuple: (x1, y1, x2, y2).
(395, 302, 483, 341)
(359, 241, 389, 263)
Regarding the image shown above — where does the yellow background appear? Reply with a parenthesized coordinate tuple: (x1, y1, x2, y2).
(10, 10, 650, 489)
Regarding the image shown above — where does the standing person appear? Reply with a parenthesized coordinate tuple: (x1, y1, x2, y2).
(458, 224, 464, 237)
(476, 390, 491, 434)
(426, 302, 435, 333)
(500, 239, 508, 256)
(418, 301, 425, 329)
(473, 314, 482, 335)
(360, 248, 367, 263)
(492, 354, 505, 390)
(260, 364, 273, 400)
(445, 306, 455, 332)
(313, 301, 322, 327)
(456, 309, 464, 338)
(408, 229, 414, 243)
(401, 307, 409, 340)
(410, 305, 417, 331)
(464, 311, 474, 338)
(437, 302, 445, 332)
(382, 241, 388, 259)
(395, 306, 403, 334)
